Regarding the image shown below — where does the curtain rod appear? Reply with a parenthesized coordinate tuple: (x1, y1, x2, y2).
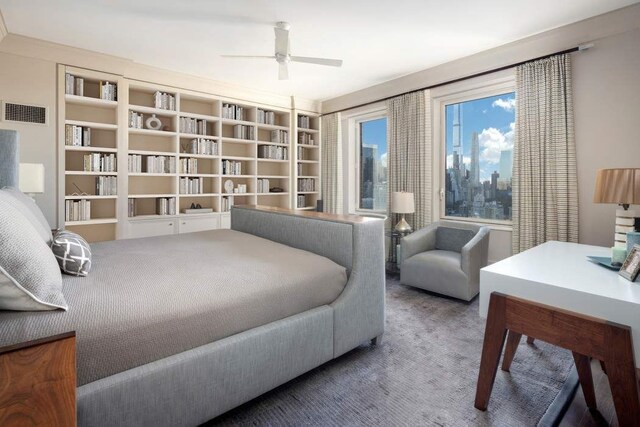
(321, 44, 592, 116)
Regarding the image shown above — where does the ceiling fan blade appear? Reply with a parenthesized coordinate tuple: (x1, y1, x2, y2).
(278, 62, 289, 80)
(274, 26, 290, 55)
(290, 56, 343, 67)
(221, 55, 276, 59)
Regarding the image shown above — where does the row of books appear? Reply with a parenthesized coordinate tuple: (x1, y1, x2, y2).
(96, 176, 117, 195)
(154, 91, 175, 111)
(156, 197, 177, 215)
(222, 160, 242, 175)
(127, 199, 136, 218)
(179, 177, 205, 194)
(257, 109, 277, 125)
(65, 74, 85, 97)
(222, 196, 234, 212)
(257, 178, 271, 193)
(233, 125, 255, 140)
(297, 194, 307, 208)
(84, 153, 116, 172)
(65, 199, 91, 222)
(99, 81, 118, 101)
(182, 138, 218, 156)
(65, 125, 92, 147)
(298, 178, 316, 192)
(180, 117, 208, 135)
(127, 155, 176, 174)
(298, 132, 316, 145)
(258, 145, 288, 160)
(222, 103, 246, 121)
(129, 111, 144, 129)
(270, 129, 289, 144)
(298, 115, 311, 129)
(179, 158, 199, 174)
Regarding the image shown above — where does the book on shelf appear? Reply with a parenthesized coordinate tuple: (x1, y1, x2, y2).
(84, 153, 116, 172)
(298, 115, 311, 128)
(297, 146, 305, 160)
(128, 154, 142, 173)
(179, 177, 205, 194)
(65, 199, 91, 222)
(221, 160, 242, 175)
(298, 178, 315, 192)
(270, 129, 288, 144)
(95, 176, 117, 196)
(182, 138, 218, 156)
(258, 145, 288, 160)
(128, 198, 136, 218)
(99, 81, 117, 101)
(156, 197, 176, 215)
(65, 125, 91, 147)
(257, 109, 276, 125)
(257, 178, 270, 193)
(65, 74, 84, 96)
(232, 124, 255, 140)
(222, 104, 245, 121)
(298, 132, 315, 145)
(297, 194, 306, 208)
(180, 117, 207, 135)
(222, 196, 234, 212)
(179, 157, 198, 174)
(140, 155, 176, 174)
(153, 91, 175, 111)
(129, 111, 144, 129)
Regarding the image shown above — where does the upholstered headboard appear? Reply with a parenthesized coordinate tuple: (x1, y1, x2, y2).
(0, 129, 19, 188)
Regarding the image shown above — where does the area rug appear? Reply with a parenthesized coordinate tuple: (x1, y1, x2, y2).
(209, 275, 576, 426)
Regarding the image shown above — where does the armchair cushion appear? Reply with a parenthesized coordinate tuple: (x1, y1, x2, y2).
(435, 227, 477, 253)
(401, 250, 471, 301)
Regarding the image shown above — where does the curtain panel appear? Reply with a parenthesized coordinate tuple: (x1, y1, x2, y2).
(512, 54, 578, 253)
(386, 91, 431, 230)
(321, 112, 343, 214)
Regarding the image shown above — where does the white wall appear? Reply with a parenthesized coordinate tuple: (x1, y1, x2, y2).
(0, 51, 57, 226)
(328, 6, 640, 261)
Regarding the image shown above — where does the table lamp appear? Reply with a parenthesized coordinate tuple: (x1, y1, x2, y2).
(593, 168, 640, 248)
(19, 163, 45, 199)
(392, 191, 414, 233)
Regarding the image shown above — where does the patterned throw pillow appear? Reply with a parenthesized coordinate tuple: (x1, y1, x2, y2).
(51, 230, 92, 276)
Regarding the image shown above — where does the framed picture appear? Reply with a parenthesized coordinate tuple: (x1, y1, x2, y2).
(619, 244, 640, 282)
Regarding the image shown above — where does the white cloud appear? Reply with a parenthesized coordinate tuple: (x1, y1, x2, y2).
(492, 98, 516, 112)
(380, 152, 387, 167)
(446, 154, 470, 169)
(478, 122, 514, 165)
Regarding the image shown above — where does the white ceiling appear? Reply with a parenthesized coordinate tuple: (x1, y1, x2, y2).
(0, 0, 637, 101)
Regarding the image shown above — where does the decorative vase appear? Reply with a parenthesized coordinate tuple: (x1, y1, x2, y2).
(145, 114, 162, 131)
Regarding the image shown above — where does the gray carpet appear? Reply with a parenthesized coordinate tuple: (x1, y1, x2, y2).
(209, 276, 575, 426)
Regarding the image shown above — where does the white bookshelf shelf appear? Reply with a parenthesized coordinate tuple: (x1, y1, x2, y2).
(221, 174, 253, 178)
(179, 133, 220, 140)
(64, 195, 117, 200)
(129, 194, 176, 198)
(257, 175, 288, 179)
(129, 105, 178, 116)
(65, 146, 117, 153)
(298, 127, 319, 134)
(129, 128, 177, 137)
(221, 137, 256, 145)
(258, 192, 289, 196)
(257, 158, 288, 163)
(64, 120, 118, 130)
(298, 175, 319, 179)
(129, 214, 178, 221)
(65, 218, 118, 226)
(257, 141, 289, 147)
(221, 155, 254, 161)
(178, 153, 219, 159)
(297, 191, 319, 194)
(178, 173, 218, 178)
(128, 173, 177, 177)
(178, 193, 219, 197)
(256, 123, 289, 131)
(220, 118, 256, 127)
(179, 112, 219, 122)
(297, 160, 318, 164)
(65, 94, 118, 108)
(65, 171, 117, 176)
(129, 150, 178, 157)
(298, 144, 319, 149)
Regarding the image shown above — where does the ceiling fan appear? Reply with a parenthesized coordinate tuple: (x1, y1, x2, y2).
(222, 22, 343, 80)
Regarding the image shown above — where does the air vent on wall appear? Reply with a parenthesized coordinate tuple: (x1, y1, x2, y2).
(2, 101, 48, 125)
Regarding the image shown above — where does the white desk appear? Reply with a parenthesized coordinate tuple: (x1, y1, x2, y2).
(480, 241, 640, 368)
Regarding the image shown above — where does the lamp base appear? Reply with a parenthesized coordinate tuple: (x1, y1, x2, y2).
(394, 216, 412, 233)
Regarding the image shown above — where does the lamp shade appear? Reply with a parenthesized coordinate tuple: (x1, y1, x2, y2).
(18, 163, 45, 194)
(391, 192, 415, 214)
(593, 168, 640, 205)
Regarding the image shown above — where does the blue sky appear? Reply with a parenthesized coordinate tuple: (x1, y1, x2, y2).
(445, 92, 516, 182)
(361, 118, 387, 166)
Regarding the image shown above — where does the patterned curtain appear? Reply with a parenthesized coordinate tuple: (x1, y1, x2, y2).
(386, 91, 431, 230)
(321, 112, 343, 214)
(512, 54, 578, 253)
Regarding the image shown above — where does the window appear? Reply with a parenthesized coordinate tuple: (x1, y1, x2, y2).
(444, 92, 515, 222)
(358, 117, 387, 211)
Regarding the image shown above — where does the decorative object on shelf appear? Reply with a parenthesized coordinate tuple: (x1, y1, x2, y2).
(145, 114, 162, 131)
(586, 255, 622, 271)
(224, 179, 234, 194)
(392, 191, 415, 233)
(611, 246, 627, 266)
(593, 168, 640, 248)
(18, 163, 45, 199)
(619, 244, 640, 282)
(183, 208, 213, 214)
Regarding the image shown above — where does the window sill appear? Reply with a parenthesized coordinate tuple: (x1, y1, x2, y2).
(441, 216, 513, 232)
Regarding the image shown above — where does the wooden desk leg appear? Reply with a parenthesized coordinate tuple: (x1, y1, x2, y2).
(572, 352, 597, 410)
(604, 325, 640, 426)
(501, 330, 522, 372)
(474, 294, 508, 411)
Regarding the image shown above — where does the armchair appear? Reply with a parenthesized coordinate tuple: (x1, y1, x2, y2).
(400, 221, 490, 301)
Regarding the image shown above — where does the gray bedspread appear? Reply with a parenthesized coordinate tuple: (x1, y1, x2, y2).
(0, 229, 348, 386)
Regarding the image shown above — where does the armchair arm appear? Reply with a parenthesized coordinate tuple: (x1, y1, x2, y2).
(400, 223, 438, 264)
(460, 226, 490, 285)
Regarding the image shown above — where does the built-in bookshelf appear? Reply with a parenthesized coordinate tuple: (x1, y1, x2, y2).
(58, 66, 122, 242)
(59, 66, 317, 242)
(293, 112, 321, 210)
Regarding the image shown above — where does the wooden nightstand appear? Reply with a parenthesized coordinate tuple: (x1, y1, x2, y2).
(0, 331, 76, 426)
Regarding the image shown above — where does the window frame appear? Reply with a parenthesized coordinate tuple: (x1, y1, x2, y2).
(353, 110, 388, 214)
(432, 77, 515, 229)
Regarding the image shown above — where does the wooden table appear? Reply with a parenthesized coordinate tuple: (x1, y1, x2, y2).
(476, 241, 640, 425)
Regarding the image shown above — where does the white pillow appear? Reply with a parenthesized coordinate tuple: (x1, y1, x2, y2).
(0, 187, 52, 244)
(0, 201, 67, 311)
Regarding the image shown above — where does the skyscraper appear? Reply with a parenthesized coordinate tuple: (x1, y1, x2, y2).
(498, 149, 513, 182)
(361, 144, 377, 209)
(470, 131, 479, 187)
(452, 104, 463, 170)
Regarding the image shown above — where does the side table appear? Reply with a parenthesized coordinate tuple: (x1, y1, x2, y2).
(385, 229, 412, 274)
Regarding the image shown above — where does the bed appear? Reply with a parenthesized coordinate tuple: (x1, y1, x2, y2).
(0, 204, 385, 426)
